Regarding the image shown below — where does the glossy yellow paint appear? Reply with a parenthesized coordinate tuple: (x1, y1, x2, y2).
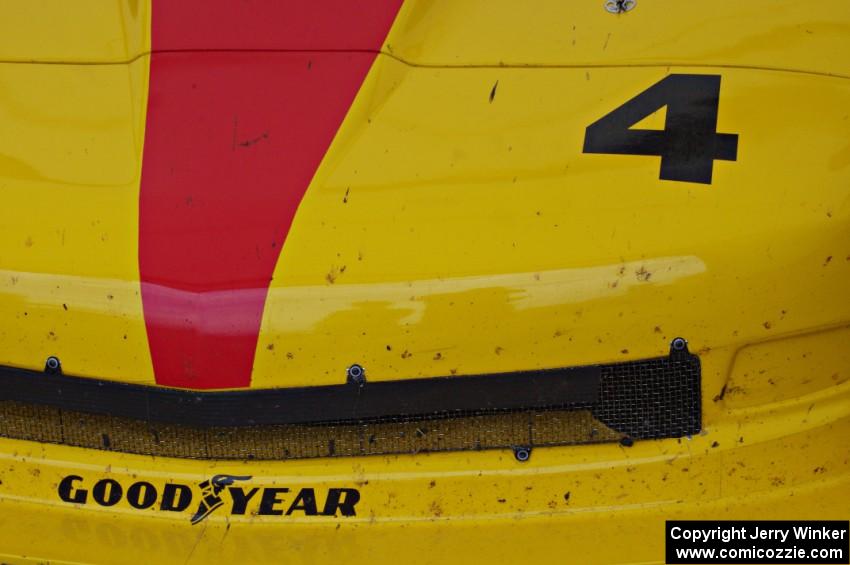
(0, 1, 149, 64)
(0, 56, 155, 385)
(254, 61, 850, 389)
(0, 354, 846, 563)
(726, 325, 850, 408)
(0, 1, 848, 563)
(384, 1, 850, 77)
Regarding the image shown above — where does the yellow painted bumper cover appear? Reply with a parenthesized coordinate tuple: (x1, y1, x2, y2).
(0, 340, 846, 564)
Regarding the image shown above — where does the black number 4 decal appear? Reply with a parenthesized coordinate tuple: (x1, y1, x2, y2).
(582, 74, 738, 184)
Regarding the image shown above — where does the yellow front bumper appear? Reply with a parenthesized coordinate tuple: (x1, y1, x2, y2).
(0, 347, 846, 565)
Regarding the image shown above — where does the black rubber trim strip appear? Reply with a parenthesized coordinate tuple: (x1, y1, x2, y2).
(0, 364, 600, 427)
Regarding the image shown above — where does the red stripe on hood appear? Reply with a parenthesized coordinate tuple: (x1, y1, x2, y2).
(139, 2, 402, 389)
(152, 2, 404, 52)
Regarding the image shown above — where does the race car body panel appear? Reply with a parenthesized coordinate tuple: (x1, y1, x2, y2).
(2, 1, 848, 76)
(1, 1, 848, 392)
(0, 382, 847, 563)
(0, 1, 848, 563)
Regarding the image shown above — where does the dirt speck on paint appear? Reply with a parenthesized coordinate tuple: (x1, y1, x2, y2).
(635, 266, 651, 282)
(326, 265, 345, 284)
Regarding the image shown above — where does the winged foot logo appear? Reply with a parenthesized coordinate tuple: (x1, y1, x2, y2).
(192, 474, 251, 524)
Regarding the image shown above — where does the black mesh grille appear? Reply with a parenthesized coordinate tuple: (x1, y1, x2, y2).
(594, 354, 701, 439)
(0, 353, 700, 460)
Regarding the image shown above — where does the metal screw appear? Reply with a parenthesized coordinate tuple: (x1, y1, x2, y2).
(45, 356, 61, 373)
(605, 0, 636, 14)
(346, 364, 366, 385)
(619, 436, 634, 447)
(671, 337, 687, 351)
(513, 446, 531, 462)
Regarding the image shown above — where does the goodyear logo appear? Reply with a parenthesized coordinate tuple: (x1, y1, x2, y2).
(57, 474, 361, 524)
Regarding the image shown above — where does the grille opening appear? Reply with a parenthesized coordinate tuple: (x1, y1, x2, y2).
(0, 354, 700, 460)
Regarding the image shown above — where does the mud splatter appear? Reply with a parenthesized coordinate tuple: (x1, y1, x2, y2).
(635, 266, 652, 282)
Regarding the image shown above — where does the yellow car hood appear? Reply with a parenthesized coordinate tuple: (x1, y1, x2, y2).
(0, 0, 848, 394)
